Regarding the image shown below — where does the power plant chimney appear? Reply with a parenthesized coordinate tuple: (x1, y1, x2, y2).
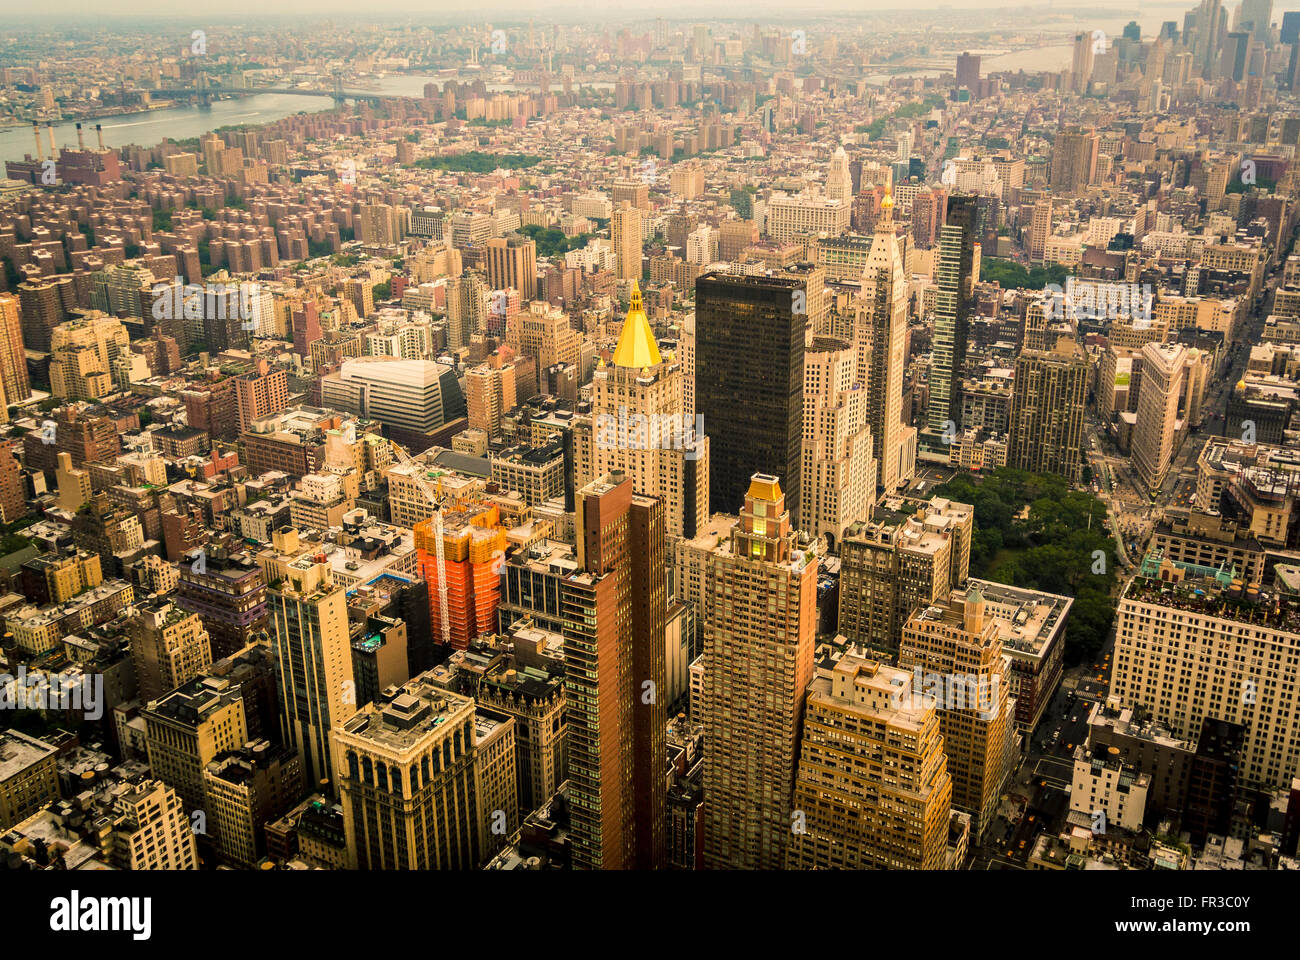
(33, 122, 43, 161)
(96, 124, 104, 150)
(76, 122, 85, 151)
(47, 124, 57, 159)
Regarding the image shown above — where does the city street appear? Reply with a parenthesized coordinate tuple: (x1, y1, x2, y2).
(977, 627, 1115, 869)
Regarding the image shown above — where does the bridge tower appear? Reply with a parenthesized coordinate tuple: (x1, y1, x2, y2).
(332, 74, 345, 104)
(197, 71, 211, 108)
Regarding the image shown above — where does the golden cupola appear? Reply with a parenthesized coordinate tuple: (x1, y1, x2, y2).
(879, 184, 894, 224)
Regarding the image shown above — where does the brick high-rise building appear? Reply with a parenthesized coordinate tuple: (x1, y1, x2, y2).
(858, 189, 907, 495)
(430, 630, 567, 813)
(1069, 32, 1096, 93)
(465, 356, 518, 439)
(561, 473, 667, 869)
(331, 676, 517, 869)
(358, 203, 401, 246)
(0, 294, 31, 403)
(291, 301, 322, 360)
(579, 282, 709, 539)
(1049, 128, 1099, 192)
(910, 186, 947, 248)
(956, 51, 981, 92)
(612, 202, 643, 281)
(837, 498, 974, 653)
(702, 475, 818, 869)
(106, 781, 199, 870)
(0, 730, 58, 830)
(235, 358, 289, 433)
(898, 588, 1015, 839)
(1007, 338, 1090, 483)
(626, 482, 667, 870)
(1183, 717, 1247, 846)
(0, 440, 27, 525)
(485, 233, 538, 301)
(718, 219, 758, 261)
(176, 549, 270, 660)
(143, 675, 250, 817)
(786, 652, 953, 869)
(611, 178, 650, 211)
(1029, 198, 1053, 262)
(48, 313, 131, 401)
(1132, 342, 1188, 491)
(507, 301, 581, 370)
(202, 740, 303, 868)
(801, 336, 875, 547)
(22, 404, 120, 477)
(17, 276, 74, 351)
(268, 560, 357, 792)
(1112, 554, 1300, 792)
(183, 374, 239, 442)
(127, 600, 214, 703)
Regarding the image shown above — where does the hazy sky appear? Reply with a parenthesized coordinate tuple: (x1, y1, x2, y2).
(11, 0, 1300, 29)
(4, 1, 1206, 21)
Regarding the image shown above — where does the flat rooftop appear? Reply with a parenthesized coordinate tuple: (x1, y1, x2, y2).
(0, 730, 57, 781)
(337, 674, 473, 754)
(968, 578, 1072, 657)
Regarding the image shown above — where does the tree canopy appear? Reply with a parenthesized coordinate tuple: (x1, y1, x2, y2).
(932, 468, 1117, 665)
(411, 151, 542, 173)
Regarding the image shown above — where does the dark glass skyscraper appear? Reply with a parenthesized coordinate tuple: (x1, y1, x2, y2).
(1283, 11, 1300, 44)
(923, 194, 977, 458)
(695, 272, 805, 526)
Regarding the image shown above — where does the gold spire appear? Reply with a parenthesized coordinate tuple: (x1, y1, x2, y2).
(611, 281, 662, 369)
(879, 184, 894, 226)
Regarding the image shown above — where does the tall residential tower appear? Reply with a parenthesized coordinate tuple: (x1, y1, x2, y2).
(702, 475, 818, 869)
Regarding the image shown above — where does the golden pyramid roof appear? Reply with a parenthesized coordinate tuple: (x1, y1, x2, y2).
(611, 282, 662, 369)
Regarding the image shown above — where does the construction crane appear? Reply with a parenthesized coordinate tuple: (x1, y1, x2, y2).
(390, 440, 450, 649)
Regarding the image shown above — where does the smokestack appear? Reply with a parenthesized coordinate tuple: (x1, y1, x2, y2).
(76, 123, 85, 151)
(96, 124, 104, 150)
(33, 122, 43, 161)
(47, 124, 57, 159)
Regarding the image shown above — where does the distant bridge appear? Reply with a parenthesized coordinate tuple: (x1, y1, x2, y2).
(142, 77, 393, 106)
